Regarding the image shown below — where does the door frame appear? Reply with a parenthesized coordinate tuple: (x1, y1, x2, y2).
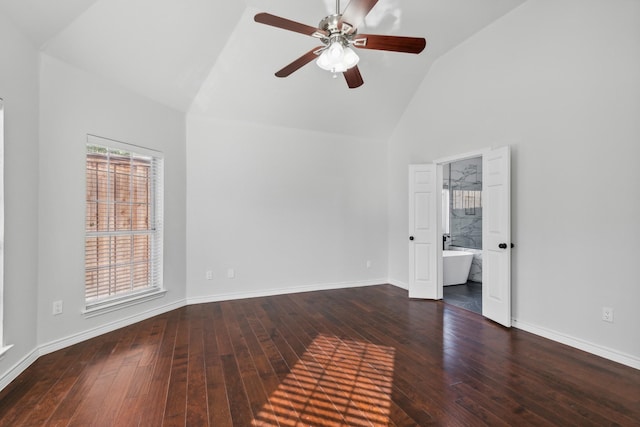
(409, 147, 512, 327)
(433, 148, 490, 301)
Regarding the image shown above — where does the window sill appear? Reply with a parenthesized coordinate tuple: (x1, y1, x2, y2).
(0, 344, 14, 359)
(83, 288, 167, 318)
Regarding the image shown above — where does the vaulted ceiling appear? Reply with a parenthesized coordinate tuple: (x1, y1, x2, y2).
(0, 0, 525, 139)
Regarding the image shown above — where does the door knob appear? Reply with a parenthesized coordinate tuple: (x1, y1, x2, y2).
(498, 243, 508, 249)
(409, 236, 414, 241)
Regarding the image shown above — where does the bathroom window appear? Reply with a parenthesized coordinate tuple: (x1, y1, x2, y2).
(84, 135, 164, 312)
(442, 189, 450, 234)
(452, 190, 482, 215)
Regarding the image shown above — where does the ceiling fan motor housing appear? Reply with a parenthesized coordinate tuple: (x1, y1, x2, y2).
(318, 14, 357, 46)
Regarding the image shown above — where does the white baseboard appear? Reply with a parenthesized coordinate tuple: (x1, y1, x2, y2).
(1, 299, 186, 391)
(387, 279, 408, 290)
(4, 284, 638, 393)
(187, 279, 388, 305)
(387, 279, 639, 370)
(0, 348, 40, 391)
(512, 319, 640, 370)
(4, 280, 387, 392)
(38, 298, 186, 357)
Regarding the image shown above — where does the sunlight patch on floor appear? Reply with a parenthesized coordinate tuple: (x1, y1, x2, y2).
(252, 334, 396, 427)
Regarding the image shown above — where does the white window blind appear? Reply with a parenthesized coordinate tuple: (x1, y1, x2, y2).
(85, 135, 163, 305)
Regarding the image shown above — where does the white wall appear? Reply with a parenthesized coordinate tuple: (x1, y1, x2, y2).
(3, 0, 638, 390)
(388, 0, 640, 364)
(186, 116, 388, 302)
(37, 55, 187, 346)
(0, 13, 40, 381)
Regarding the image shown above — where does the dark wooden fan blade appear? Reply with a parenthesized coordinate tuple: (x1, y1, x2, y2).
(275, 47, 323, 78)
(339, 0, 379, 32)
(255, 13, 328, 37)
(344, 66, 364, 89)
(354, 34, 426, 54)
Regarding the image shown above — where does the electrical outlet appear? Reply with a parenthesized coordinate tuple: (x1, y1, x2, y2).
(206, 270, 213, 280)
(602, 307, 614, 323)
(52, 300, 63, 316)
(227, 268, 235, 279)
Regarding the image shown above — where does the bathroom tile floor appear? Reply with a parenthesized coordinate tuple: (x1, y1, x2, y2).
(443, 281, 482, 314)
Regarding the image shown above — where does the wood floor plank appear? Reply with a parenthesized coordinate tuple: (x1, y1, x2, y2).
(237, 298, 322, 426)
(162, 308, 190, 426)
(111, 315, 170, 426)
(185, 305, 209, 427)
(255, 298, 350, 426)
(204, 303, 233, 427)
(442, 330, 627, 426)
(234, 300, 301, 426)
(2, 340, 98, 427)
(270, 294, 401, 427)
(84, 324, 149, 426)
(291, 291, 458, 424)
(266, 298, 393, 425)
(239, 300, 305, 426)
(220, 301, 276, 425)
(136, 309, 180, 426)
(1, 285, 639, 426)
(44, 340, 120, 426)
(220, 354, 254, 426)
(285, 291, 452, 425)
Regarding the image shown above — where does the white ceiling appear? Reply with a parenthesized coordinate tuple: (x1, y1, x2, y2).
(0, 0, 526, 140)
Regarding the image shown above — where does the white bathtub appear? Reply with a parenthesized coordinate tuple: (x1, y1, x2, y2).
(443, 250, 474, 286)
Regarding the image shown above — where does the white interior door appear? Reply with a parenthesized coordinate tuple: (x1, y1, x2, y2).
(408, 164, 441, 299)
(482, 146, 512, 327)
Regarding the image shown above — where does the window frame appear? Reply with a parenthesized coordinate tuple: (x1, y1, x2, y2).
(83, 134, 165, 317)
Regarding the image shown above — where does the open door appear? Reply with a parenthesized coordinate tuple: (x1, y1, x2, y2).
(408, 164, 441, 299)
(482, 146, 512, 327)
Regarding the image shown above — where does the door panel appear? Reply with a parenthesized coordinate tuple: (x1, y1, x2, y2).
(482, 146, 511, 327)
(485, 250, 504, 299)
(409, 164, 440, 299)
(414, 243, 432, 282)
(414, 193, 430, 230)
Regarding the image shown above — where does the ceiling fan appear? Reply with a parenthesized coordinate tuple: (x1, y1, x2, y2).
(254, 0, 426, 89)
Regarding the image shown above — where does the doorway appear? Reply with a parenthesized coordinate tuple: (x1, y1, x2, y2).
(441, 157, 483, 314)
(408, 146, 511, 327)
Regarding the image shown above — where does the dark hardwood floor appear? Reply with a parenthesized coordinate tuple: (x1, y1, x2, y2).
(1, 285, 639, 426)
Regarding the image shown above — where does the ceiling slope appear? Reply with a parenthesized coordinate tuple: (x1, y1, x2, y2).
(191, 0, 526, 140)
(1, 0, 526, 139)
(42, 0, 246, 112)
(0, 0, 99, 47)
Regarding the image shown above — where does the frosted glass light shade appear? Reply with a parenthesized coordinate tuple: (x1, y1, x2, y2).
(316, 42, 359, 73)
(342, 47, 359, 68)
(329, 42, 344, 59)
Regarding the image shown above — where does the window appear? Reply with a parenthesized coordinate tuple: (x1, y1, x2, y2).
(452, 190, 482, 215)
(85, 135, 163, 310)
(442, 188, 450, 234)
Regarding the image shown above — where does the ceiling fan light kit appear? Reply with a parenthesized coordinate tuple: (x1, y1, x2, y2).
(254, 0, 426, 89)
(316, 43, 360, 73)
